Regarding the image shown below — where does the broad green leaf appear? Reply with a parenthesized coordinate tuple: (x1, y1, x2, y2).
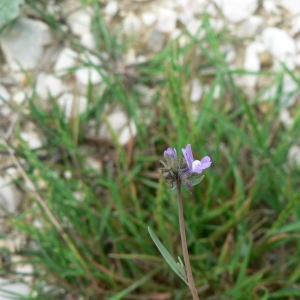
(0, 0, 24, 28)
(190, 175, 205, 186)
(148, 227, 188, 284)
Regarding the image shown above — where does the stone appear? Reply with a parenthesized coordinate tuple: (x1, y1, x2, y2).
(0, 278, 30, 298)
(280, 75, 299, 107)
(279, 109, 293, 128)
(80, 32, 96, 50)
(0, 176, 23, 214)
(36, 73, 64, 99)
(20, 131, 43, 149)
(67, 8, 92, 37)
(99, 109, 137, 145)
(262, 27, 296, 59)
(57, 93, 87, 119)
(213, 0, 259, 23)
(279, 0, 300, 15)
(123, 13, 142, 36)
(0, 85, 10, 106)
(190, 78, 203, 102)
(75, 68, 102, 86)
(54, 48, 78, 76)
(0, 18, 52, 71)
(141, 12, 157, 27)
(147, 29, 166, 52)
(155, 8, 177, 34)
(105, 1, 119, 17)
(263, 0, 280, 14)
(13, 90, 26, 104)
(243, 15, 264, 35)
(288, 145, 300, 167)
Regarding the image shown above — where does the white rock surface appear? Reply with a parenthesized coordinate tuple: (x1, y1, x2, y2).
(244, 42, 264, 72)
(263, 0, 280, 15)
(141, 12, 157, 27)
(279, 0, 300, 15)
(13, 91, 26, 105)
(0, 18, 52, 71)
(288, 145, 300, 167)
(36, 73, 64, 99)
(0, 278, 30, 299)
(190, 78, 203, 102)
(80, 32, 96, 50)
(67, 8, 92, 37)
(280, 75, 299, 107)
(20, 131, 43, 149)
(155, 8, 177, 34)
(99, 110, 137, 145)
(214, 0, 259, 23)
(75, 68, 103, 85)
(243, 15, 264, 35)
(57, 93, 87, 119)
(123, 13, 142, 36)
(54, 48, 78, 76)
(262, 27, 296, 59)
(0, 177, 23, 214)
(279, 109, 293, 128)
(0, 85, 10, 105)
(105, 1, 119, 17)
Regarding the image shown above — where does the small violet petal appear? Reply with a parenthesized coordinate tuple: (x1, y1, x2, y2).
(192, 160, 203, 173)
(182, 144, 194, 171)
(164, 147, 177, 160)
(200, 156, 212, 169)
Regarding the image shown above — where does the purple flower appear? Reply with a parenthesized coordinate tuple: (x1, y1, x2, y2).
(182, 144, 211, 174)
(164, 147, 177, 160)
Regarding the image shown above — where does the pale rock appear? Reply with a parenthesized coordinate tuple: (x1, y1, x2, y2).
(67, 8, 92, 37)
(15, 262, 33, 283)
(291, 17, 300, 36)
(288, 145, 300, 167)
(141, 12, 157, 27)
(221, 45, 236, 63)
(262, 27, 296, 59)
(294, 54, 300, 66)
(20, 131, 43, 149)
(134, 84, 155, 105)
(123, 13, 142, 36)
(178, 0, 207, 16)
(0, 85, 10, 106)
(105, 1, 119, 17)
(54, 48, 78, 76)
(13, 90, 26, 104)
(263, 0, 280, 14)
(279, 0, 300, 15)
(64, 170, 72, 179)
(0, 107, 12, 116)
(280, 75, 299, 107)
(119, 120, 137, 145)
(213, 85, 221, 99)
(75, 68, 102, 85)
(244, 42, 265, 72)
(243, 15, 264, 35)
(0, 278, 30, 298)
(260, 85, 277, 101)
(155, 8, 177, 34)
(36, 73, 64, 99)
(147, 30, 166, 52)
(99, 110, 137, 145)
(0, 18, 52, 71)
(190, 78, 203, 102)
(279, 109, 293, 128)
(57, 93, 87, 119)
(186, 19, 203, 37)
(0, 177, 23, 214)
(213, 0, 259, 23)
(6, 168, 20, 181)
(84, 156, 102, 172)
(210, 19, 225, 32)
(206, 3, 218, 16)
(80, 32, 96, 50)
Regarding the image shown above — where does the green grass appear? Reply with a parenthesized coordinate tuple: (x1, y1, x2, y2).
(1, 1, 300, 299)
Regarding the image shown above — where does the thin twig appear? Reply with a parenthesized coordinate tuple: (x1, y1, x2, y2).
(177, 180, 199, 300)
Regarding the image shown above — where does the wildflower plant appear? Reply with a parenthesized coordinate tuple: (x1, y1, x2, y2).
(149, 144, 211, 300)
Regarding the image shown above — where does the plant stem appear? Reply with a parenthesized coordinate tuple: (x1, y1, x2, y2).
(177, 180, 199, 300)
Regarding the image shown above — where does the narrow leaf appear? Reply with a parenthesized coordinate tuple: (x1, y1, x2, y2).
(148, 227, 188, 284)
(190, 175, 205, 186)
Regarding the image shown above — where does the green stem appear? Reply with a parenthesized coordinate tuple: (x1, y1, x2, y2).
(177, 180, 199, 300)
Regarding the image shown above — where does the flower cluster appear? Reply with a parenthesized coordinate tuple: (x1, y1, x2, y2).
(159, 144, 211, 194)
